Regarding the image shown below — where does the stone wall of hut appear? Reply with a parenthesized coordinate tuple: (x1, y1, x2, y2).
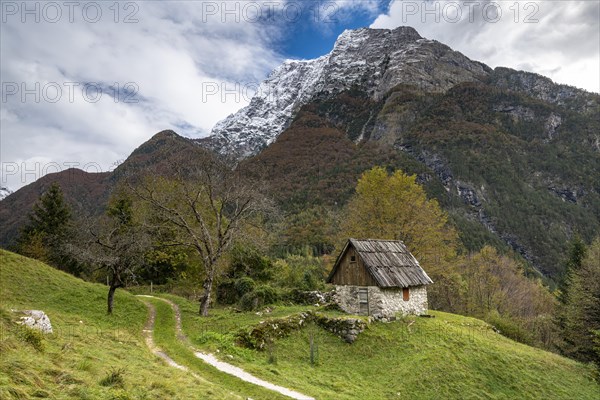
(334, 285, 428, 318)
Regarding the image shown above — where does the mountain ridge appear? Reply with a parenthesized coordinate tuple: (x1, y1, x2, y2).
(200, 26, 491, 158)
(200, 26, 595, 159)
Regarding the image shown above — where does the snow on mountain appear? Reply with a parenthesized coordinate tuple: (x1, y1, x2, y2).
(201, 27, 491, 158)
(0, 187, 13, 201)
(204, 54, 330, 159)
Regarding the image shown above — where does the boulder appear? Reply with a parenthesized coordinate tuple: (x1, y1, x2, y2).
(17, 310, 53, 334)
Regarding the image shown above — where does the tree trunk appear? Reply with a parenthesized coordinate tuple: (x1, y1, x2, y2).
(199, 271, 215, 316)
(107, 284, 122, 314)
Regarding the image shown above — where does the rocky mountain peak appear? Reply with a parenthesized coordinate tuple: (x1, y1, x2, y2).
(199, 27, 490, 158)
(331, 26, 420, 51)
(333, 26, 422, 49)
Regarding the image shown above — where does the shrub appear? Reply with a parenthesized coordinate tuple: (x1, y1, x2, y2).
(486, 311, 534, 345)
(239, 292, 259, 311)
(239, 285, 280, 311)
(234, 277, 256, 296)
(273, 254, 327, 291)
(228, 245, 273, 282)
(254, 285, 279, 304)
(217, 277, 259, 306)
(216, 280, 237, 305)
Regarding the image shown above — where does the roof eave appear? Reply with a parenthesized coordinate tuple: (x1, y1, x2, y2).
(377, 278, 434, 288)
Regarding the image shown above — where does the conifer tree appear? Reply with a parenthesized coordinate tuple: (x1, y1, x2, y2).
(18, 183, 78, 273)
(558, 237, 600, 365)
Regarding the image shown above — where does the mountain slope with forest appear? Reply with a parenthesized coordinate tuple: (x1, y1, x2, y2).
(245, 79, 599, 277)
(1, 27, 599, 279)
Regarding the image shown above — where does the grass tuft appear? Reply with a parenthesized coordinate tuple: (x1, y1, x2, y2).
(17, 327, 44, 352)
(99, 367, 126, 388)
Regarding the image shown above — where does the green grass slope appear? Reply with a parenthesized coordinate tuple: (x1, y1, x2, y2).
(166, 295, 599, 400)
(0, 250, 242, 399)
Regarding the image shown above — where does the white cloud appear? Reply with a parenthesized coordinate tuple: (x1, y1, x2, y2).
(371, 0, 600, 93)
(2, 0, 597, 191)
(1, 1, 284, 190)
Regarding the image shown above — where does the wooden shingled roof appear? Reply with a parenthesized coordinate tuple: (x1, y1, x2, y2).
(328, 239, 433, 288)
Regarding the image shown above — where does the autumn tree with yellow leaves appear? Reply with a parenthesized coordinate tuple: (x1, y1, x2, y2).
(339, 166, 462, 310)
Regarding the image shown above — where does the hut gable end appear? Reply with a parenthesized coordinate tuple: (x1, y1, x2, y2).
(328, 242, 377, 286)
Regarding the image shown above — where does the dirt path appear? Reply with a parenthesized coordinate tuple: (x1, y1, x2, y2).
(137, 295, 315, 400)
(140, 300, 188, 371)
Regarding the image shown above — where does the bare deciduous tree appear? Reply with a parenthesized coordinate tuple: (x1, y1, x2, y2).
(69, 192, 149, 314)
(130, 151, 270, 316)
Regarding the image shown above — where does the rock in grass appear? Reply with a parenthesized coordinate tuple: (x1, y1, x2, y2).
(16, 310, 53, 334)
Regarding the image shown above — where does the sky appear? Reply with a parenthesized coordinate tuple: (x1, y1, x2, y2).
(1, 0, 599, 191)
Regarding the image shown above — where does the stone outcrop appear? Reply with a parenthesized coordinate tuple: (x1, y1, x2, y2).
(16, 310, 53, 334)
(289, 289, 332, 305)
(311, 313, 368, 344)
(236, 311, 370, 349)
(548, 186, 582, 203)
(544, 113, 562, 141)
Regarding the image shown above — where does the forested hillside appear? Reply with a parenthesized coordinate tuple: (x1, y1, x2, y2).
(247, 77, 600, 278)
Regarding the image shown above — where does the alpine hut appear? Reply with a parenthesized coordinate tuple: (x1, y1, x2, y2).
(327, 239, 433, 318)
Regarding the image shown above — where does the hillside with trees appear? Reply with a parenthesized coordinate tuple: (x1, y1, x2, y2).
(8, 163, 599, 367)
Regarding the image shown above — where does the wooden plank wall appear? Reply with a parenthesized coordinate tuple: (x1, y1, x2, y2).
(330, 245, 378, 286)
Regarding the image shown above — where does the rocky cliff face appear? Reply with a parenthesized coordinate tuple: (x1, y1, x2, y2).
(201, 27, 490, 158)
(490, 67, 599, 112)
